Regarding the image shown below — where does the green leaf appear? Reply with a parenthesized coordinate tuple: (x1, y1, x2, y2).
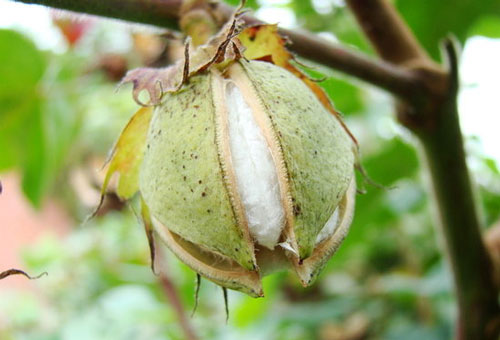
(361, 138, 419, 186)
(290, 1, 373, 54)
(0, 29, 45, 96)
(0, 30, 46, 174)
(468, 15, 500, 38)
(301, 68, 365, 115)
(0, 30, 53, 206)
(395, 0, 500, 59)
(20, 100, 49, 206)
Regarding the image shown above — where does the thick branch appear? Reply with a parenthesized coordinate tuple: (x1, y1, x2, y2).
(346, 0, 427, 64)
(418, 41, 500, 340)
(347, 0, 500, 339)
(11, 0, 420, 102)
(280, 28, 421, 101)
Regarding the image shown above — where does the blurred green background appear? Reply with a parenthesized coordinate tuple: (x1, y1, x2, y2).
(1, 0, 500, 339)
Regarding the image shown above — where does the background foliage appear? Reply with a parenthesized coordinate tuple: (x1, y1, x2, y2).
(1, 0, 500, 339)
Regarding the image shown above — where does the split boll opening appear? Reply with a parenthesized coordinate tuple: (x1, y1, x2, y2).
(225, 81, 341, 250)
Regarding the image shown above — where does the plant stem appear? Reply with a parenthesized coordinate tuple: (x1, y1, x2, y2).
(346, 0, 500, 338)
(14, 0, 182, 30)
(418, 41, 500, 340)
(11, 0, 420, 102)
(279, 28, 421, 101)
(159, 273, 199, 340)
(346, 0, 426, 64)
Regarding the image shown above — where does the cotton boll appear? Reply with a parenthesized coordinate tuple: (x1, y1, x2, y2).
(225, 81, 285, 249)
(138, 60, 356, 296)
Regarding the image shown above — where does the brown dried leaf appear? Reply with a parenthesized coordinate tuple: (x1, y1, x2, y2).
(122, 66, 180, 106)
(121, 9, 247, 106)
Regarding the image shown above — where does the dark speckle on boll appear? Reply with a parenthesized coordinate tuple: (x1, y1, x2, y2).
(293, 204, 302, 216)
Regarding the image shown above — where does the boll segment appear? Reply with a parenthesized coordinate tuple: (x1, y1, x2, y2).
(139, 60, 356, 297)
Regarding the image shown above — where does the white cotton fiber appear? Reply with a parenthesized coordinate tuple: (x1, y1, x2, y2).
(315, 207, 339, 245)
(225, 81, 285, 249)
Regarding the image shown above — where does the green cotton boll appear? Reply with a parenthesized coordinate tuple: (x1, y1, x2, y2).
(139, 60, 356, 297)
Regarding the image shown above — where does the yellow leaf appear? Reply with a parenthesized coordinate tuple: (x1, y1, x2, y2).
(101, 106, 153, 200)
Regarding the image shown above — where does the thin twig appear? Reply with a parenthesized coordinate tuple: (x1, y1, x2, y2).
(159, 273, 199, 340)
(0, 268, 47, 280)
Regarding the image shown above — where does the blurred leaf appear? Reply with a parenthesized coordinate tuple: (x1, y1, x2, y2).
(0, 29, 85, 206)
(233, 273, 283, 327)
(395, 0, 500, 59)
(320, 77, 364, 115)
(481, 188, 500, 226)
(289, 1, 373, 53)
(468, 15, 500, 38)
(20, 100, 49, 206)
(324, 8, 373, 53)
(484, 158, 500, 175)
(361, 138, 419, 186)
(0, 29, 46, 173)
(0, 29, 45, 96)
(300, 68, 364, 115)
(352, 137, 419, 232)
(383, 317, 450, 340)
(61, 285, 172, 340)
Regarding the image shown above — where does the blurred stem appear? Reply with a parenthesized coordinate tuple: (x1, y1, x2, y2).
(179, 0, 220, 46)
(347, 0, 500, 339)
(159, 273, 198, 340)
(346, 0, 426, 64)
(11, 0, 421, 101)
